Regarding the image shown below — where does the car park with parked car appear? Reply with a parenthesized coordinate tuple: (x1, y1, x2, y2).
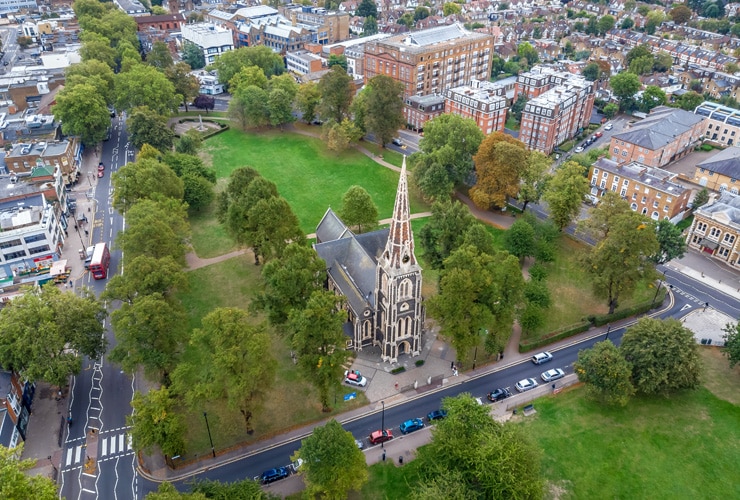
(487, 387, 512, 402)
(541, 368, 565, 383)
(399, 418, 424, 434)
(344, 370, 367, 387)
(531, 351, 553, 365)
(515, 378, 539, 392)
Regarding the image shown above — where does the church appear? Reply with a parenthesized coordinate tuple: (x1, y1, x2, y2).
(313, 159, 424, 364)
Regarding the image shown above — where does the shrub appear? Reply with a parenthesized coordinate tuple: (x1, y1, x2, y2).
(391, 366, 406, 375)
(519, 321, 591, 352)
(415, 359, 425, 367)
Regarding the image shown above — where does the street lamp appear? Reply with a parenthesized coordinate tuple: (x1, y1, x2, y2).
(651, 271, 667, 308)
(203, 412, 216, 458)
(381, 401, 385, 449)
(605, 324, 611, 341)
(47, 455, 57, 478)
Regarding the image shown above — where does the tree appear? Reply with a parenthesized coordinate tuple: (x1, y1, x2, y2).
(147, 40, 174, 71)
(518, 151, 550, 211)
(651, 219, 687, 264)
(126, 106, 176, 152)
(321, 119, 361, 152)
(504, 219, 536, 264)
(165, 62, 200, 111)
(415, 394, 544, 499)
(669, 5, 692, 24)
(517, 41, 539, 68)
(210, 46, 284, 89)
(175, 129, 203, 156)
(296, 82, 321, 123)
(363, 75, 405, 147)
(190, 479, 270, 499)
(443, 2, 462, 15)
(653, 52, 673, 73)
(268, 88, 295, 128)
(603, 102, 619, 119)
(115, 63, 180, 115)
(328, 53, 348, 71)
(543, 161, 589, 231)
(109, 293, 188, 383)
(675, 91, 704, 111)
(52, 83, 111, 146)
(288, 291, 348, 411)
(621, 318, 702, 394)
(218, 167, 261, 222)
(229, 85, 270, 129)
(340, 185, 379, 233)
(356, 0, 377, 17)
(363, 16, 378, 35)
(295, 419, 368, 499)
(582, 62, 601, 81)
(574, 341, 635, 406)
(255, 243, 326, 325)
(397, 13, 414, 29)
(597, 15, 616, 35)
(128, 387, 186, 457)
(79, 32, 117, 68)
(117, 198, 190, 263)
(510, 93, 527, 123)
(193, 94, 215, 113)
(692, 188, 710, 211)
(626, 44, 652, 66)
(103, 255, 187, 305)
(645, 10, 665, 35)
(412, 155, 454, 202)
(177, 308, 275, 433)
(639, 85, 666, 112)
(620, 17, 634, 29)
(318, 65, 354, 124)
(65, 59, 116, 105)
(610, 72, 640, 110)
(0, 286, 106, 388)
(629, 55, 655, 76)
(146, 482, 208, 500)
(182, 41, 205, 70)
(112, 157, 184, 211)
(229, 65, 268, 92)
(182, 173, 215, 212)
(470, 132, 528, 209)
(418, 200, 476, 269)
(582, 209, 658, 313)
(722, 320, 740, 367)
(0, 444, 58, 500)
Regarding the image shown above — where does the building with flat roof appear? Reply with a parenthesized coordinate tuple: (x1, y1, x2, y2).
(694, 101, 740, 147)
(686, 191, 740, 268)
(610, 106, 705, 168)
(444, 79, 507, 135)
(517, 67, 594, 154)
(181, 23, 234, 65)
(589, 158, 691, 221)
(0, 0, 37, 14)
(404, 94, 445, 131)
(364, 23, 493, 98)
(693, 146, 740, 194)
(286, 50, 326, 75)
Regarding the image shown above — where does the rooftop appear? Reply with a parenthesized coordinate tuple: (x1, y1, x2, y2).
(593, 158, 688, 195)
(613, 106, 705, 150)
(696, 146, 740, 178)
(697, 191, 740, 226)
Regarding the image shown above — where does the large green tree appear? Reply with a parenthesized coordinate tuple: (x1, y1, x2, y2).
(65, 59, 116, 105)
(675, 91, 704, 111)
(165, 62, 200, 111)
(651, 219, 687, 264)
(542, 161, 589, 231)
(470, 132, 528, 209)
(318, 65, 354, 123)
(362, 75, 405, 147)
(340, 185, 379, 233)
(574, 341, 635, 406)
(176, 308, 275, 433)
(210, 46, 284, 90)
(639, 85, 667, 112)
(294, 419, 368, 499)
(0, 286, 106, 388)
(79, 31, 117, 68)
(296, 82, 321, 123)
(722, 320, 740, 368)
(103, 255, 187, 304)
(0, 444, 58, 500)
(112, 157, 184, 212)
(610, 72, 641, 110)
(53, 83, 111, 145)
(268, 87, 295, 128)
(191, 479, 272, 499)
(255, 243, 326, 325)
(356, 0, 377, 17)
(117, 198, 190, 263)
(126, 105, 176, 152)
(181, 42, 205, 70)
(115, 63, 180, 115)
(128, 387, 186, 457)
(621, 318, 702, 394)
(146, 40, 174, 71)
(418, 200, 477, 269)
(288, 291, 348, 411)
(229, 85, 269, 129)
(415, 394, 544, 499)
(504, 219, 536, 264)
(518, 151, 551, 211)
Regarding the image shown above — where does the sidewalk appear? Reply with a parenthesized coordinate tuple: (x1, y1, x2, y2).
(21, 146, 103, 480)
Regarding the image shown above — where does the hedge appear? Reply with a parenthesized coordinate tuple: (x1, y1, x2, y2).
(519, 321, 591, 353)
(391, 366, 406, 375)
(589, 294, 664, 327)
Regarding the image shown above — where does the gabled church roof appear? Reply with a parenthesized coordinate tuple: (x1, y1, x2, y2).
(315, 208, 353, 243)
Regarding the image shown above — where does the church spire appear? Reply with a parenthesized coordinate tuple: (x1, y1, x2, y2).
(382, 156, 417, 270)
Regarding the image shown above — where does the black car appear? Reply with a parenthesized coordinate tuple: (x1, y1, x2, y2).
(260, 467, 289, 485)
(487, 387, 512, 402)
(427, 409, 447, 421)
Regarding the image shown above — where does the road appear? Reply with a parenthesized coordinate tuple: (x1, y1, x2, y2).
(137, 267, 740, 496)
(59, 114, 139, 500)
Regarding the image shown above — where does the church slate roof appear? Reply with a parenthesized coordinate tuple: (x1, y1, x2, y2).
(315, 208, 352, 243)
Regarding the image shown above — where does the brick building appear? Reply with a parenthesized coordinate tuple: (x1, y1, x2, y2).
(517, 67, 594, 154)
(5, 139, 79, 181)
(403, 94, 445, 131)
(610, 107, 705, 168)
(686, 191, 740, 268)
(444, 79, 507, 135)
(693, 146, 740, 194)
(280, 5, 349, 45)
(589, 158, 692, 221)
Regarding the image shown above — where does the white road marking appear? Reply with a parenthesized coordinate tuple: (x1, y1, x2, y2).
(66, 447, 73, 466)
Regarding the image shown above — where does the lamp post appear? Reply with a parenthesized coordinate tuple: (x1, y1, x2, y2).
(605, 324, 611, 341)
(651, 271, 667, 308)
(203, 412, 216, 458)
(380, 401, 385, 449)
(47, 455, 57, 478)
(472, 346, 478, 371)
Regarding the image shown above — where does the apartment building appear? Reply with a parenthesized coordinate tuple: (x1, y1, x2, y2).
(286, 50, 326, 75)
(693, 146, 740, 194)
(610, 107, 705, 168)
(181, 23, 234, 65)
(0, 370, 34, 449)
(589, 158, 691, 221)
(279, 5, 349, 45)
(404, 94, 445, 131)
(364, 23, 494, 98)
(5, 139, 80, 181)
(517, 67, 594, 154)
(686, 191, 740, 268)
(444, 79, 507, 135)
(695, 101, 740, 147)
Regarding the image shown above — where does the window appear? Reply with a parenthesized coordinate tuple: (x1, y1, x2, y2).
(632, 193, 637, 200)
(664, 205, 669, 212)
(0, 239, 22, 249)
(641, 196, 647, 203)
(3, 250, 27, 260)
(652, 211, 659, 220)
(710, 227, 721, 238)
(656, 192, 662, 199)
(697, 222, 707, 232)
(723, 234, 736, 244)
(24, 234, 46, 244)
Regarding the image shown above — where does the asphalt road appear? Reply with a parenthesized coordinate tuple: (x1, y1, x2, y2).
(59, 114, 138, 500)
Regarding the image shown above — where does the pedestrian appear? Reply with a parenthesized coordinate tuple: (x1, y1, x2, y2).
(382, 451, 386, 462)
(451, 361, 454, 369)
(453, 367, 458, 377)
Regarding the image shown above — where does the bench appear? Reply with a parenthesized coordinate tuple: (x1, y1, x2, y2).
(523, 404, 536, 416)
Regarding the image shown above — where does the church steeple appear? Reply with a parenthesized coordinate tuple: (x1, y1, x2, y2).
(381, 156, 418, 271)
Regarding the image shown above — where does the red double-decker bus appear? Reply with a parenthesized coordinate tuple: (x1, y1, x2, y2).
(89, 243, 110, 280)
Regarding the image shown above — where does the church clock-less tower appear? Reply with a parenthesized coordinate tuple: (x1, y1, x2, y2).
(374, 157, 424, 363)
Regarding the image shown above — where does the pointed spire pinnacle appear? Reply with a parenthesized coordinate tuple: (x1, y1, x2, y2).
(382, 156, 417, 270)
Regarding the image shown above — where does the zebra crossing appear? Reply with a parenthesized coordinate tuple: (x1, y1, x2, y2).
(63, 430, 133, 469)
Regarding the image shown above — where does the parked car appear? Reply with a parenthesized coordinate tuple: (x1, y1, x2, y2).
(97, 170, 104, 178)
(98, 162, 105, 171)
(604, 123, 613, 130)
(541, 368, 565, 382)
(585, 194, 600, 206)
(531, 351, 553, 365)
(344, 370, 367, 387)
(259, 467, 289, 485)
(574, 146, 584, 153)
(487, 387, 512, 402)
(355, 439, 364, 450)
(427, 409, 447, 421)
(595, 131, 603, 138)
(515, 378, 539, 392)
(392, 137, 403, 146)
(369, 429, 393, 445)
(399, 418, 424, 434)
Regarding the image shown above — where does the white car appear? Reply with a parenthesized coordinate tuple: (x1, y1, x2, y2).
(574, 146, 584, 153)
(531, 351, 553, 365)
(344, 370, 367, 387)
(515, 378, 539, 392)
(604, 123, 613, 130)
(541, 368, 565, 383)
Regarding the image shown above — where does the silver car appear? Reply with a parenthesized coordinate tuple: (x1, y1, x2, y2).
(541, 368, 565, 383)
(515, 378, 539, 392)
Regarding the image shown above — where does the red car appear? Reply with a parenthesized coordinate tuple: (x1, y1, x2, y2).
(595, 131, 603, 138)
(97, 170, 104, 178)
(98, 162, 105, 171)
(369, 429, 393, 445)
